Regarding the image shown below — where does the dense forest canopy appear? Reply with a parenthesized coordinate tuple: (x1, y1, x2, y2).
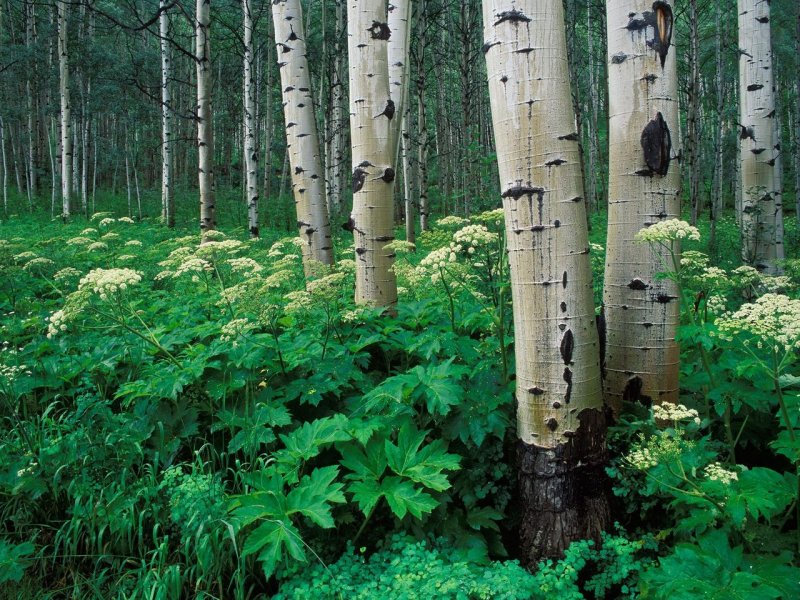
(0, 1, 799, 598)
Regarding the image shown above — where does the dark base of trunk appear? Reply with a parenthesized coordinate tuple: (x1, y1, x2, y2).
(517, 407, 610, 566)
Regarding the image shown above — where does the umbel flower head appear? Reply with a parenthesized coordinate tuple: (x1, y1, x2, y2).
(716, 293, 800, 353)
(78, 268, 143, 301)
(634, 219, 701, 243)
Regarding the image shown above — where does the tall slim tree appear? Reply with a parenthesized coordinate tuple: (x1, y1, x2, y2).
(58, 0, 72, 218)
(159, 0, 175, 227)
(738, 0, 783, 273)
(347, 0, 399, 306)
(196, 0, 216, 236)
(272, 0, 333, 272)
(483, 0, 608, 562)
(243, 0, 259, 238)
(603, 1, 681, 413)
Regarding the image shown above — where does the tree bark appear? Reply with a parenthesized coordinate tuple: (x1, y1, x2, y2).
(688, 0, 701, 226)
(25, 0, 37, 204)
(737, 0, 784, 273)
(0, 116, 7, 216)
(416, 0, 429, 231)
(243, 0, 259, 238)
(483, 0, 608, 564)
(159, 0, 175, 227)
(603, 1, 681, 414)
(196, 0, 216, 237)
(347, 0, 398, 306)
(272, 0, 334, 272)
(58, 0, 71, 218)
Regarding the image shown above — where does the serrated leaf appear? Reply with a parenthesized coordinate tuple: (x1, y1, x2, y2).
(380, 476, 438, 519)
(385, 422, 460, 491)
(348, 478, 384, 516)
(339, 438, 387, 481)
(243, 519, 306, 579)
(286, 466, 345, 529)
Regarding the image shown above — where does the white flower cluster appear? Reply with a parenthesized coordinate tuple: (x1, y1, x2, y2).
(0, 363, 32, 383)
(420, 244, 459, 271)
(731, 265, 760, 286)
(202, 229, 227, 240)
(706, 294, 727, 315)
(263, 269, 295, 289)
(117, 255, 136, 262)
(704, 462, 738, 484)
(13, 251, 37, 263)
(227, 257, 264, 274)
(125, 240, 143, 247)
(220, 318, 256, 342)
(90, 212, 113, 222)
(626, 433, 686, 470)
(87, 242, 108, 252)
(81, 228, 98, 236)
(23, 257, 55, 272)
(653, 402, 701, 425)
(435, 215, 469, 229)
(285, 290, 312, 314)
(634, 219, 701, 243)
(101, 232, 120, 242)
(384, 240, 417, 254)
(47, 309, 68, 338)
(78, 268, 143, 300)
(98, 217, 116, 228)
(590, 243, 605, 253)
(473, 208, 505, 225)
(335, 259, 356, 274)
(196, 239, 244, 258)
(160, 246, 195, 268)
(54, 267, 82, 282)
(716, 293, 800, 353)
(174, 258, 213, 279)
(453, 224, 498, 250)
(307, 272, 346, 300)
(117, 216, 135, 224)
(66, 237, 93, 246)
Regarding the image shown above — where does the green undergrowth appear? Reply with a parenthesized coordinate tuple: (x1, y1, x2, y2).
(0, 210, 798, 598)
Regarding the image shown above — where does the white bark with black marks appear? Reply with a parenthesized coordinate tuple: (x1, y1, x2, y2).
(272, 0, 334, 273)
(160, 0, 174, 227)
(347, 0, 398, 306)
(603, 0, 681, 414)
(196, 0, 216, 237)
(243, 0, 259, 238)
(58, 0, 71, 217)
(483, 0, 607, 563)
(738, 0, 784, 273)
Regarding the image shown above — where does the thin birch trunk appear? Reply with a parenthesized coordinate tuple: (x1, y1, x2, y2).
(58, 0, 71, 218)
(710, 0, 725, 250)
(402, 106, 415, 245)
(272, 0, 334, 271)
(483, 0, 607, 563)
(25, 0, 36, 204)
(347, 0, 398, 306)
(0, 117, 7, 215)
(125, 125, 132, 218)
(416, 0, 429, 231)
(196, 0, 217, 237)
(688, 0, 701, 225)
(603, 1, 681, 413)
(160, 0, 175, 227)
(738, 0, 784, 273)
(243, 0, 259, 238)
(48, 117, 57, 217)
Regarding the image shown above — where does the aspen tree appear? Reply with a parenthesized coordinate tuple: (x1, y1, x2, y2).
(738, 0, 784, 273)
(327, 0, 347, 217)
(243, 0, 259, 238)
(271, 0, 334, 273)
(416, 0, 429, 232)
(346, 0, 402, 306)
(159, 0, 175, 227)
(196, 0, 216, 236)
(603, 1, 681, 414)
(25, 0, 36, 202)
(483, 0, 608, 562)
(58, 0, 72, 218)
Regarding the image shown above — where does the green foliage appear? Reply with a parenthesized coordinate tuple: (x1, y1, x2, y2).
(0, 539, 34, 584)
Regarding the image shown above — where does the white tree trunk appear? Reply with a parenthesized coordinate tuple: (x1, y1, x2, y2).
(347, 0, 398, 306)
(25, 0, 36, 203)
(738, 0, 784, 273)
(483, 0, 607, 563)
(58, 0, 71, 218)
(603, 0, 681, 413)
(243, 0, 259, 238)
(196, 0, 216, 236)
(272, 0, 334, 272)
(0, 116, 7, 215)
(160, 0, 174, 227)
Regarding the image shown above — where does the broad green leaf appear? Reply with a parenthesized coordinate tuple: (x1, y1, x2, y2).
(385, 422, 460, 491)
(380, 476, 438, 519)
(286, 466, 345, 529)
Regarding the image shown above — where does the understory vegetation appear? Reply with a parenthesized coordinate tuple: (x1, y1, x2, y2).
(1, 210, 799, 598)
